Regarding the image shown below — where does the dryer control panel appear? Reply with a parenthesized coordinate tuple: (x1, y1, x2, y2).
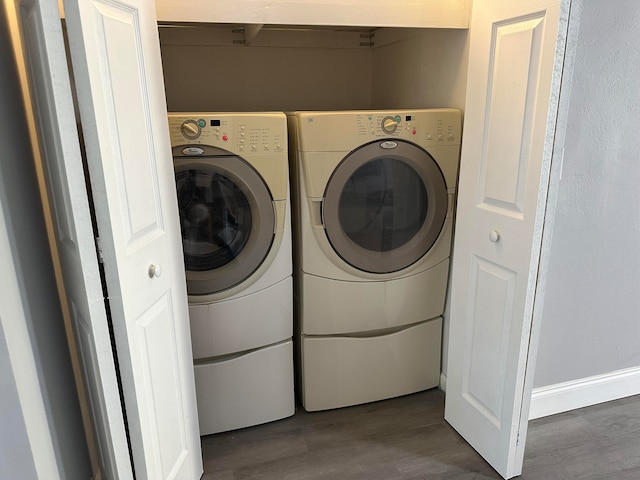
(295, 109, 461, 152)
(167, 112, 287, 154)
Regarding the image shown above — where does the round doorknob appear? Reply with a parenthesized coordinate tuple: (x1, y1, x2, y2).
(489, 230, 501, 243)
(148, 264, 162, 278)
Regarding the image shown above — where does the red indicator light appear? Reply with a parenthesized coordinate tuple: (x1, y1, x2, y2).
(222, 135, 229, 141)
(412, 129, 417, 135)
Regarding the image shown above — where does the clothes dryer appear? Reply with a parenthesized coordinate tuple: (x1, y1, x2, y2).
(169, 112, 294, 434)
(288, 109, 461, 411)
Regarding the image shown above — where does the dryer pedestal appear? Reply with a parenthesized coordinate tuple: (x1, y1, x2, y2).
(298, 318, 442, 411)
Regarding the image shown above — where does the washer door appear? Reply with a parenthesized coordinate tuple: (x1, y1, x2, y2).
(174, 156, 275, 295)
(323, 139, 448, 274)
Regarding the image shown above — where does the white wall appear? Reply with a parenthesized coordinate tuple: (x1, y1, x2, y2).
(0, 6, 91, 478)
(534, 0, 640, 388)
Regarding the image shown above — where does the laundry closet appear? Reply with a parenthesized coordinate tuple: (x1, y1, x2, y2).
(12, 0, 568, 478)
(150, 0, 565, 474)
(158, 0, 472, 434)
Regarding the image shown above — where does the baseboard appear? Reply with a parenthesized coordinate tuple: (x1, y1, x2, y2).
(529, 366, 640, 420)
(440, 368, 640, 419)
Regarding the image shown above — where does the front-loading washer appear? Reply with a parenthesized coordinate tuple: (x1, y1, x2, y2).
(168, 112, 294, 434)
(288, 109, 461, 411)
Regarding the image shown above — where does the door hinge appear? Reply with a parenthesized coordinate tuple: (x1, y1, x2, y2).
(96, 236, 104, 263)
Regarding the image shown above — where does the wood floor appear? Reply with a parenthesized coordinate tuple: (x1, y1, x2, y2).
(201, 389, 640, 479)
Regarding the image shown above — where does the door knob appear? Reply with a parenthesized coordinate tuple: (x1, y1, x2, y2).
(489, 230, 501, 243)
(148, 264, 162, 278)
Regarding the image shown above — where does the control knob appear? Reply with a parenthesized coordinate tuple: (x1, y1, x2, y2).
(181, 119, 201, 140)
(381, 116, 399, 134)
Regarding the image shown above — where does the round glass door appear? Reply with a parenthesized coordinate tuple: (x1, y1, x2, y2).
(323, 139, 448, 274)
(174, 155, 275, 295)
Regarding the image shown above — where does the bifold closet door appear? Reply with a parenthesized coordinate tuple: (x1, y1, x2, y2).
(61, 0, 203, 477)
(445, 0, 569, 478)
(7, 0, 131, 477)
(13, 0, 204, 478)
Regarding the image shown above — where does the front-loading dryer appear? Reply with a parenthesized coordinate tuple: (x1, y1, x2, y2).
(288, 109, 461, 411)
(168, 112, 294, 434)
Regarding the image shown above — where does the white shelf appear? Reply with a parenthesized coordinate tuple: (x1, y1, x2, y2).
(155, 0, 471, 29)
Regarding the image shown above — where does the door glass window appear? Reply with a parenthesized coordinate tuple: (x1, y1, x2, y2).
(174, 154, 275, 296)
(339, 158, 427, 252)
(176, 168, 252, 272)
(323, 139, 448, 274)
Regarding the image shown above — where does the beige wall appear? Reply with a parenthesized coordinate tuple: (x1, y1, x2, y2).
(371, 29, 469, 111)
(161, 43, 373, 112)
(160, 27, 469, 113)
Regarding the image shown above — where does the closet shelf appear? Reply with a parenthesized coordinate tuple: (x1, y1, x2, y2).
(158, 22, 449, 49)
(155, 0, 471, 30)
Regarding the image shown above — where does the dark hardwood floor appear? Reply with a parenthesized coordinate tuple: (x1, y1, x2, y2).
(200, 389, 640, 479)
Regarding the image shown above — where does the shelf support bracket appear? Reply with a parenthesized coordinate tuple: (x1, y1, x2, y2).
(244, 24, 264, 45)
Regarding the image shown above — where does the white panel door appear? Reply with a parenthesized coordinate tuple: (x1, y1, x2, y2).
(445, 0, 568, 478)
(8, 0, 133, 478)
(61, 0, 203, 478)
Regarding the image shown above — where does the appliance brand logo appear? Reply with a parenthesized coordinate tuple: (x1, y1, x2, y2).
(380, 141, 398, 149)
(182, 147, 205, 156)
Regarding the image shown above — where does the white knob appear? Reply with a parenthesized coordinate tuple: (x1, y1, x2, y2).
(489, 230, 501, 243)
(148, 264, 162, 278)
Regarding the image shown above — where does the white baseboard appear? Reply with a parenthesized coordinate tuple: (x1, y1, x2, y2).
(440, 368, 640, 420)
(529, 366, 640, 420)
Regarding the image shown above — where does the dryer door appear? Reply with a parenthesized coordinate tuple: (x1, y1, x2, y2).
(174, 155, 275, 295)
(323, 139, 448, 274)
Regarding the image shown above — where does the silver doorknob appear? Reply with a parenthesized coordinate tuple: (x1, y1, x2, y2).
(148, 264, 163, 278)
(489, 230, 501, 243)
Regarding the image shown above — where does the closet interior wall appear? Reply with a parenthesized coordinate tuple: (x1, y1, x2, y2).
(157, 22, 469, 381)
(159, 25, 469, 114)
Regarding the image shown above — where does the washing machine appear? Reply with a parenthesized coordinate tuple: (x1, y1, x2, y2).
(168, 112, 294, 434)
(288, 109, 461, 411)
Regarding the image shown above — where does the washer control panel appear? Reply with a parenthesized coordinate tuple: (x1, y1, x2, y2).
(168, 113, 287, 153)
